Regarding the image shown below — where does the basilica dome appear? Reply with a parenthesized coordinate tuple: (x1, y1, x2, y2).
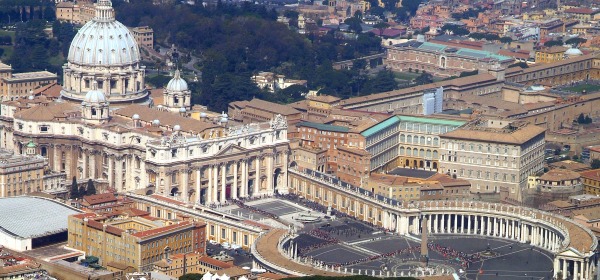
(166, 70, 189, 92)
(60, 0, 148, 104)
(67, 0, 139, 66)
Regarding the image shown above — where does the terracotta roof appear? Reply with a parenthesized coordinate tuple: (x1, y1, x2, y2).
(82, 193, 117, 206)
(242, 220, 271, 230)
(307, 95, 341, 103)
(564, 8, 599, 14)
(539, 169, 580, 182)
(243, 98, 300, 116)
(369, 173, 409, 186)
(115, 104, 220, 133)
(106, 261, 133, 270)
(131, 221, 192, 238)
(258, 272, 288, 279)
(513, 54, 594, 75)
(14, 102, 78, 121)
(213, 266, 250, 277)
(573, 206, 600, 221)
(548, 200, 573, 208)
(150, 194, 186, 206)
(337, 145, 371, 156)
(580, 169, 600, 181)
(33, 82, 62, 98)
(441, 123, 545, 145)
(340, 74, 497, 106)
(198, 256, 234, 269)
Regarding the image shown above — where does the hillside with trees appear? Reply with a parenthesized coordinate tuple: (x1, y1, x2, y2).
(114, 1, 393, 112)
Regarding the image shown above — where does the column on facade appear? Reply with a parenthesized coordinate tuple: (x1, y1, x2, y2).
(232, 161, 238, 200)
(115, 157, 123, 191)
(255, 157, 261, 196)
(487, 217, 492, 236)
(582, 260, 587, 280)
(207, 166, 213, 204)
(108, 156, 114, 189)
(182, 169, 189, 202)
(241, 160, 248, 198)
(53, 147, 60, 172)
(220, 164, 226, 202)
(195, 168, 202, 204)
(81, 151, 88, 179)
(89, 153, 95, 178)
(574, 260, 579, 280)
(213, 165, 218, 202)
(266, 154, 274, 194)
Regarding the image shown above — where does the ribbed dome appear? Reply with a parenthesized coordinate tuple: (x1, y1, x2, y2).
(166, 70, 189, 92)
(84, 82, 107, 103)
(67, 0, 140, 66)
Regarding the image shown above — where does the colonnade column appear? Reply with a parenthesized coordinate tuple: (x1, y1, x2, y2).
(467, 215, 471, 234)
(574, 260, 579, 280)
(441, 214, 445, 233)
(562, 258, 567, 279)
(453, 214, 458, 233)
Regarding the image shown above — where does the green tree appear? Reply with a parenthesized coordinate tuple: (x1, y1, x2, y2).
(70, 176, 78, 199)
(500, 36, 513, 44)
(509, 62, 529, 68)
(565, 37, 587, 47)
(414, 71, 433, 85)
(440, 24, 469, 36)
(79, 185, 86, 198)
(591, 159, 600, 169)
(577, 113, 586, 124)
(344, 17, 362, 33)
(86, 179, 96, 196)
(179, 274, 203, 280)
(585, 115, 593, 124)
(544, 40, 563, 47)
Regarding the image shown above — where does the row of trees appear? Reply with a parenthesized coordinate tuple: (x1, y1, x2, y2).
(70, 177, 97, 199)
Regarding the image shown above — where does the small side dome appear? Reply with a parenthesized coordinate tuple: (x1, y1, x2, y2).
(200, 112, 207, 118)
(220, 116, 228, 123)
(132, 114, 140, 120)
(166, 70, 189, 92)
(173, 124, 181, 131)
(152, 119, 160, 126)
(565, 47, 583, 57)
(84, 81, 107, 103)
(179, 107, 187, 113)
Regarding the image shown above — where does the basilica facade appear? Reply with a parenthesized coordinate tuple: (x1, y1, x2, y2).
(0, 0, 289, 204)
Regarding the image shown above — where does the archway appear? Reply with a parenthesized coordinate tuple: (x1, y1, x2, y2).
(146, 189, 154, 195)
(433, 162, 438, 170)
(170, 187, 179, 197)
(273, 168, 282, 194)
(419, 161, 424, 168)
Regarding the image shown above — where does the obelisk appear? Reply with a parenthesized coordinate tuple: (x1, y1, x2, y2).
(420, 216, 429, 267)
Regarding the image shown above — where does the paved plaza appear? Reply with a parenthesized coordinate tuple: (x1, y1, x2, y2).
(291, 218, 553, 280)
